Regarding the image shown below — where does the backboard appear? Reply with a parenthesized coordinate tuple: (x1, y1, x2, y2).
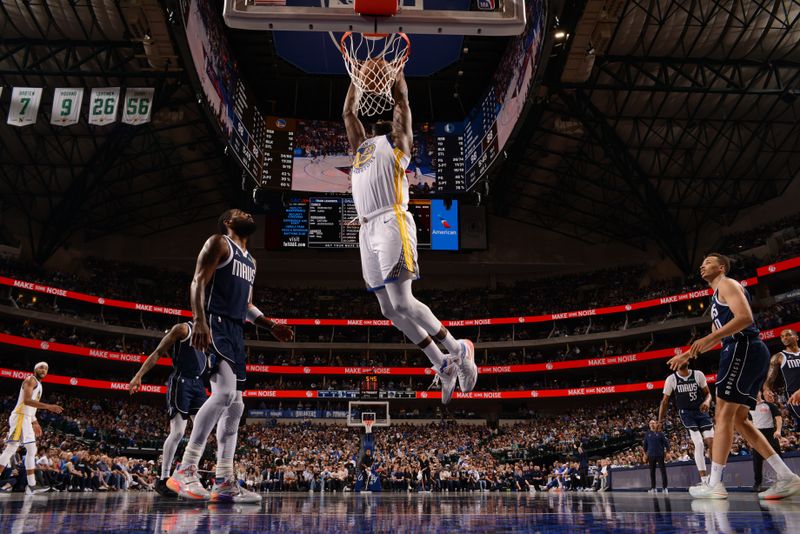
(223, 0, 527, 36)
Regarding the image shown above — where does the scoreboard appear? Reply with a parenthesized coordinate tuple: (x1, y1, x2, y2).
(464, 88, 501, 190)
(260, 116, 296, 189)
(434, 122, 466, 192)
(279, 197, 459, 250)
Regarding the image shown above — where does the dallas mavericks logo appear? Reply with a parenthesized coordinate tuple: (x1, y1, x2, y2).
(232, 259, 256, 283)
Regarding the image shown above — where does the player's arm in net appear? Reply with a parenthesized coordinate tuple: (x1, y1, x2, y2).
(246, 263, 294, 342)
(129, 323, 188, 394)
(343, 83, 366, 152)
(391, 69, 413, 156)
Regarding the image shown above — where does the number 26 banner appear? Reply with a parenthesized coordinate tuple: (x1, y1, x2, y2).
(88, 87, 121, 126)
(7, 87, 43, 127)
(122, 88, 155, 125)
(50, 88, 84, 126)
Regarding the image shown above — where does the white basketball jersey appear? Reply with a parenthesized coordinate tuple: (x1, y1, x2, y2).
(14, 378, 42, 418)
(350, 135, 411, 218)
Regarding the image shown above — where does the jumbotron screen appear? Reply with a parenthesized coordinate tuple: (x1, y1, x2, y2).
(280, 197, 459, 250)
(181, 0, 545, 193)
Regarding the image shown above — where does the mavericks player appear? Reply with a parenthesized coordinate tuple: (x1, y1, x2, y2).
(0, 362, 63, 494)
(342, 69, 477, 404)
(764, 329, 800, 428)
(658, 363, 714, 483)
(668, 253, 800, 499)
(168, 209, 293, 502)
(129, 322, 208, 496)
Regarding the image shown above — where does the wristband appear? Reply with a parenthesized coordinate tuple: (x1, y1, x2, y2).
(246, 306, 265, 323)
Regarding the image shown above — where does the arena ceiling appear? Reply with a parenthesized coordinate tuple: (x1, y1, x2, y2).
(1, 0, 798, 274)
(494, 0, 800, 272)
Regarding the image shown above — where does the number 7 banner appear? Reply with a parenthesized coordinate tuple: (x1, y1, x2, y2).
(88, 87, 120, 126)
(50, 88, 84, 126)
(122, 88, 155, 125)
(7, 87, 43, 127)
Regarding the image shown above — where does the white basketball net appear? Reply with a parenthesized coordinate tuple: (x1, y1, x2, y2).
(341, 32, 410, 117)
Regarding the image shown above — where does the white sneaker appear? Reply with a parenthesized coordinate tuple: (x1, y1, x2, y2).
(25, 484, 49, 495)
(758, 474, 800, 500)
(689, 481, 728, 499)
(430, 357, 458, 404)
(167, 465, 210, 500)
(662, 488, 668, 494)
(647, 488, 657, 494)
(211, 478, 262, 503)
(455, 339, 477, 393)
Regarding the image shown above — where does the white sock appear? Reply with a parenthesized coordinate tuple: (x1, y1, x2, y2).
(438, 331, 462, 357)
(27, 474, 35, 486)
(766, 454, 794, 481)
(422, 342, 445, 368)
(180, 442, 204, 470)
(709, 462, 725, 487)
(216, 459, 234, 480)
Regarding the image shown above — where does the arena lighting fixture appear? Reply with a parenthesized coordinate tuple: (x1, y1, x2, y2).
(554, 30, 566, 39)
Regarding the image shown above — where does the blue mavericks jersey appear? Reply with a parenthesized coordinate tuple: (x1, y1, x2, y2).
(673, 372, 703, 411)
(781, 350, 800, 395)
(173, 322, 207, 378)
(205, 235, 256, 321)
(710, 283, 760, 344)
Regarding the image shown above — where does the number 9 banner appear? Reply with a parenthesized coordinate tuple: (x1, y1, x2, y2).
(50, 88, 84, 126)
(122, 88, 155, 125)
(88, 87, 121, 126)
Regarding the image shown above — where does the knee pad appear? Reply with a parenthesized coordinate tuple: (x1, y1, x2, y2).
(24, 443, 36, 470)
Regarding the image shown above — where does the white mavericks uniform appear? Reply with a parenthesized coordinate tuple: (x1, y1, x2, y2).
(351, 134, 418, 291)
(7, 379, 42, 444)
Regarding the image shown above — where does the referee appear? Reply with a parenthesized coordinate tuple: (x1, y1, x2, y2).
(750, 390, 783, 492)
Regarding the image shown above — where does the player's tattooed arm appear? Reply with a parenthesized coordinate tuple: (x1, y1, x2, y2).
(657, 395, 670, 429)
(22, 376, 62, 413)
(391, 69, 413, 156)
(129, 324, 188, 394)
(343, 82, 366, 152)
(763, 352, 784, 402)
(190, 235, 229, 352)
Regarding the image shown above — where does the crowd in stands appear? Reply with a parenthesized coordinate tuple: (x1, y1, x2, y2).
(718, 211, 800, 252)
(2, 391, 798, 494)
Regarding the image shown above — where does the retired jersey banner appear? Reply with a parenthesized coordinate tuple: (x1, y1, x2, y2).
(7, 87, 43, 127)
(88, 87, 120, 125)
(122, 87, 155, 125)
(50, 88, 84, 126)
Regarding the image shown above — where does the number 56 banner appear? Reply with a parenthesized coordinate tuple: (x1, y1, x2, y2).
(88, 87, 120, 126)
(50, 88, 84, 126)
(7, 87, 43, 127)
(122, 88, 155, 125)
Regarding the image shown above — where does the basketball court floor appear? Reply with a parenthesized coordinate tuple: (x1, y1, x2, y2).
(0, 492, 798, 533)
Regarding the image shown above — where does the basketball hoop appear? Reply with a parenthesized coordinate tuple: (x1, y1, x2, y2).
(363, 419, 375, 434)
(340, 31, 410, 116)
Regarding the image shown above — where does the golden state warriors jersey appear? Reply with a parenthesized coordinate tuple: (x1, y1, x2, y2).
(350, 135, 411, 218)
(14, 378, 42, 418)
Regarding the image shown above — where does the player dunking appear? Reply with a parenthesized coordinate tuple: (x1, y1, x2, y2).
(0, 362, 63, 494)
(168, 209, 293, 501)
(343, 69, 477, 404)
(129, 322, 208, 497)
(658, 363, 714, 484)
(764, 329, 800, 429)
(668, 253, 800, 499)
